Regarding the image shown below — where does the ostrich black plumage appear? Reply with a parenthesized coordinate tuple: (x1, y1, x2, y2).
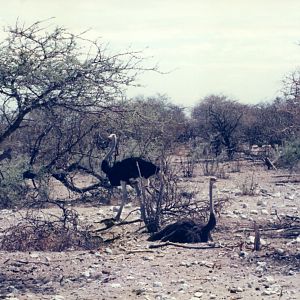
(101, 134, 160, 221)
(148, 177, 217, 243)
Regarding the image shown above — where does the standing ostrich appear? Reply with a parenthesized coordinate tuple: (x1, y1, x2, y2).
(101, 134, 160, 221)
(148, 177, 217, 243)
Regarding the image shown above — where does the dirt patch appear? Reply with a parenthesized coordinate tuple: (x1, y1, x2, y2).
(0, 160, 299, 299)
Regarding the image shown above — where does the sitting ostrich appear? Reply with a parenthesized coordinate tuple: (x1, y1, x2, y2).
(101, 134, 160, 221)
(148, 177, 217, 243)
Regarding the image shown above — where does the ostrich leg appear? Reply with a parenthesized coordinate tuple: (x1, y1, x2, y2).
(132, 182, 147, 222)
(115, 181, 127, 221)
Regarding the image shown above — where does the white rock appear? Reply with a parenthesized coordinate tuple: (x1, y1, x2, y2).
(110, 283, 121, 288)
(194, 292, 204, 297)
(247, 236, 267, 245)
(250, 210, 258, 215)
(81, 271, 90, 278)
(142, 255, 154, 261)
(264, 276, 275, 284)
(29, 253, 39, 258)
(240, 214, 248, 220)
(105, 247, 113, 254)
(51, 296, 65, 300)
(262, 290, 272, 295)
(261, 209, 269, 215)
(285, 194, 295, 200)
(273, 192, 281, 198)
(275, 248, 285, 255)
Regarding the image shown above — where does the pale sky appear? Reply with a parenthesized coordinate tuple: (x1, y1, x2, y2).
(1, 0, 300, 107)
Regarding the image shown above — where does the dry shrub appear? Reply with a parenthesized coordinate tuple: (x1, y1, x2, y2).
(201, 158, 229, 179)
(0, 204, 102, 252)
(239, 173, 259, 196)
(140, 158, 228, 233)
(180, 157, 195, 178)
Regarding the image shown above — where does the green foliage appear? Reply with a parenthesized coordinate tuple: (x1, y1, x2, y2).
(0, 158, 29, 208)
(279, 139, 300, 169)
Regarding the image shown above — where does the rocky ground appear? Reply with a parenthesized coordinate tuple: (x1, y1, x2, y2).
(0, 160, 299, 300)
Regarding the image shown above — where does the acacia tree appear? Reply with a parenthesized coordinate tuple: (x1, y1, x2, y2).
(0, 20, 149, 145)
(0, 20, 157, 200)
(118, 95, 187, 159)
(192, 95, 244, 159)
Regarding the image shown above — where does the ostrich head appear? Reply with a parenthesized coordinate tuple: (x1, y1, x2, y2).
(102, 134, 118, 173)
(108, 133, 117, 140)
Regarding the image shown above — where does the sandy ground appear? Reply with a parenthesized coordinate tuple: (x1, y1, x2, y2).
(0, 160, 299, 300)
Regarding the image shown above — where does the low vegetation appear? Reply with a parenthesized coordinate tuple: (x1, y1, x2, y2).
(0, 20, 299, 251)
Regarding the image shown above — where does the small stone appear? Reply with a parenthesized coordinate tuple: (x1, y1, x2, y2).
(81, 271, 90, 278)
(250, 210, 258, 215)
(51, 296, 65, 300)
(285, 194, 295, 200)
(178, 283, 190, 291)
(248, 236, 266, 245)
(229, 286, 243, 293)
(264, 276, 275, 284)
(261, 209, 269, 215)
(153, 281, 163, 288)
(239, 251, 248, 258)
(288, 270, 295, 275)
(180, 261, 191, 267)
(112, 206, 120, 212)
(29, 253, 39, 258)
(194, 292, 204, 297)
(275, 248, 285, 255)
(262, 290, 272, 295)
(257, 199, 267, 206)
(142, 255, 154, 261)
(110, 283, 121, 288)
(133, 287, 147, 295)
(105, 247, 113, 254)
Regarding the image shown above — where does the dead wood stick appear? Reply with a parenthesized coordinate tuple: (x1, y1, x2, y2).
(148, 242, 221, 249)
(274, 180, 300, 184)
(271, 174, 300, 177)
(253, 221, 261, 251)
(126, 249, 155, 254)
(15, 259, 50, 266)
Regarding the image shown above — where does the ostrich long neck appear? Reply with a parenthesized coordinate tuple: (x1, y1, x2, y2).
(209, 178, 215, 214)
(104, 134, 117, 163)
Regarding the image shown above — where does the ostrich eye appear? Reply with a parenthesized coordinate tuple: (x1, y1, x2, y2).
(94, 134, 110, 150)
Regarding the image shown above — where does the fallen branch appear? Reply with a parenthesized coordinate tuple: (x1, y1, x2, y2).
(15, 259, 50, 266)
(274, 180, 300, 184)
(94, 218, 142, 232)
(148, 241, 221, 249)
(271, 174, 300, 177)
(118, 246, 155, 254)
